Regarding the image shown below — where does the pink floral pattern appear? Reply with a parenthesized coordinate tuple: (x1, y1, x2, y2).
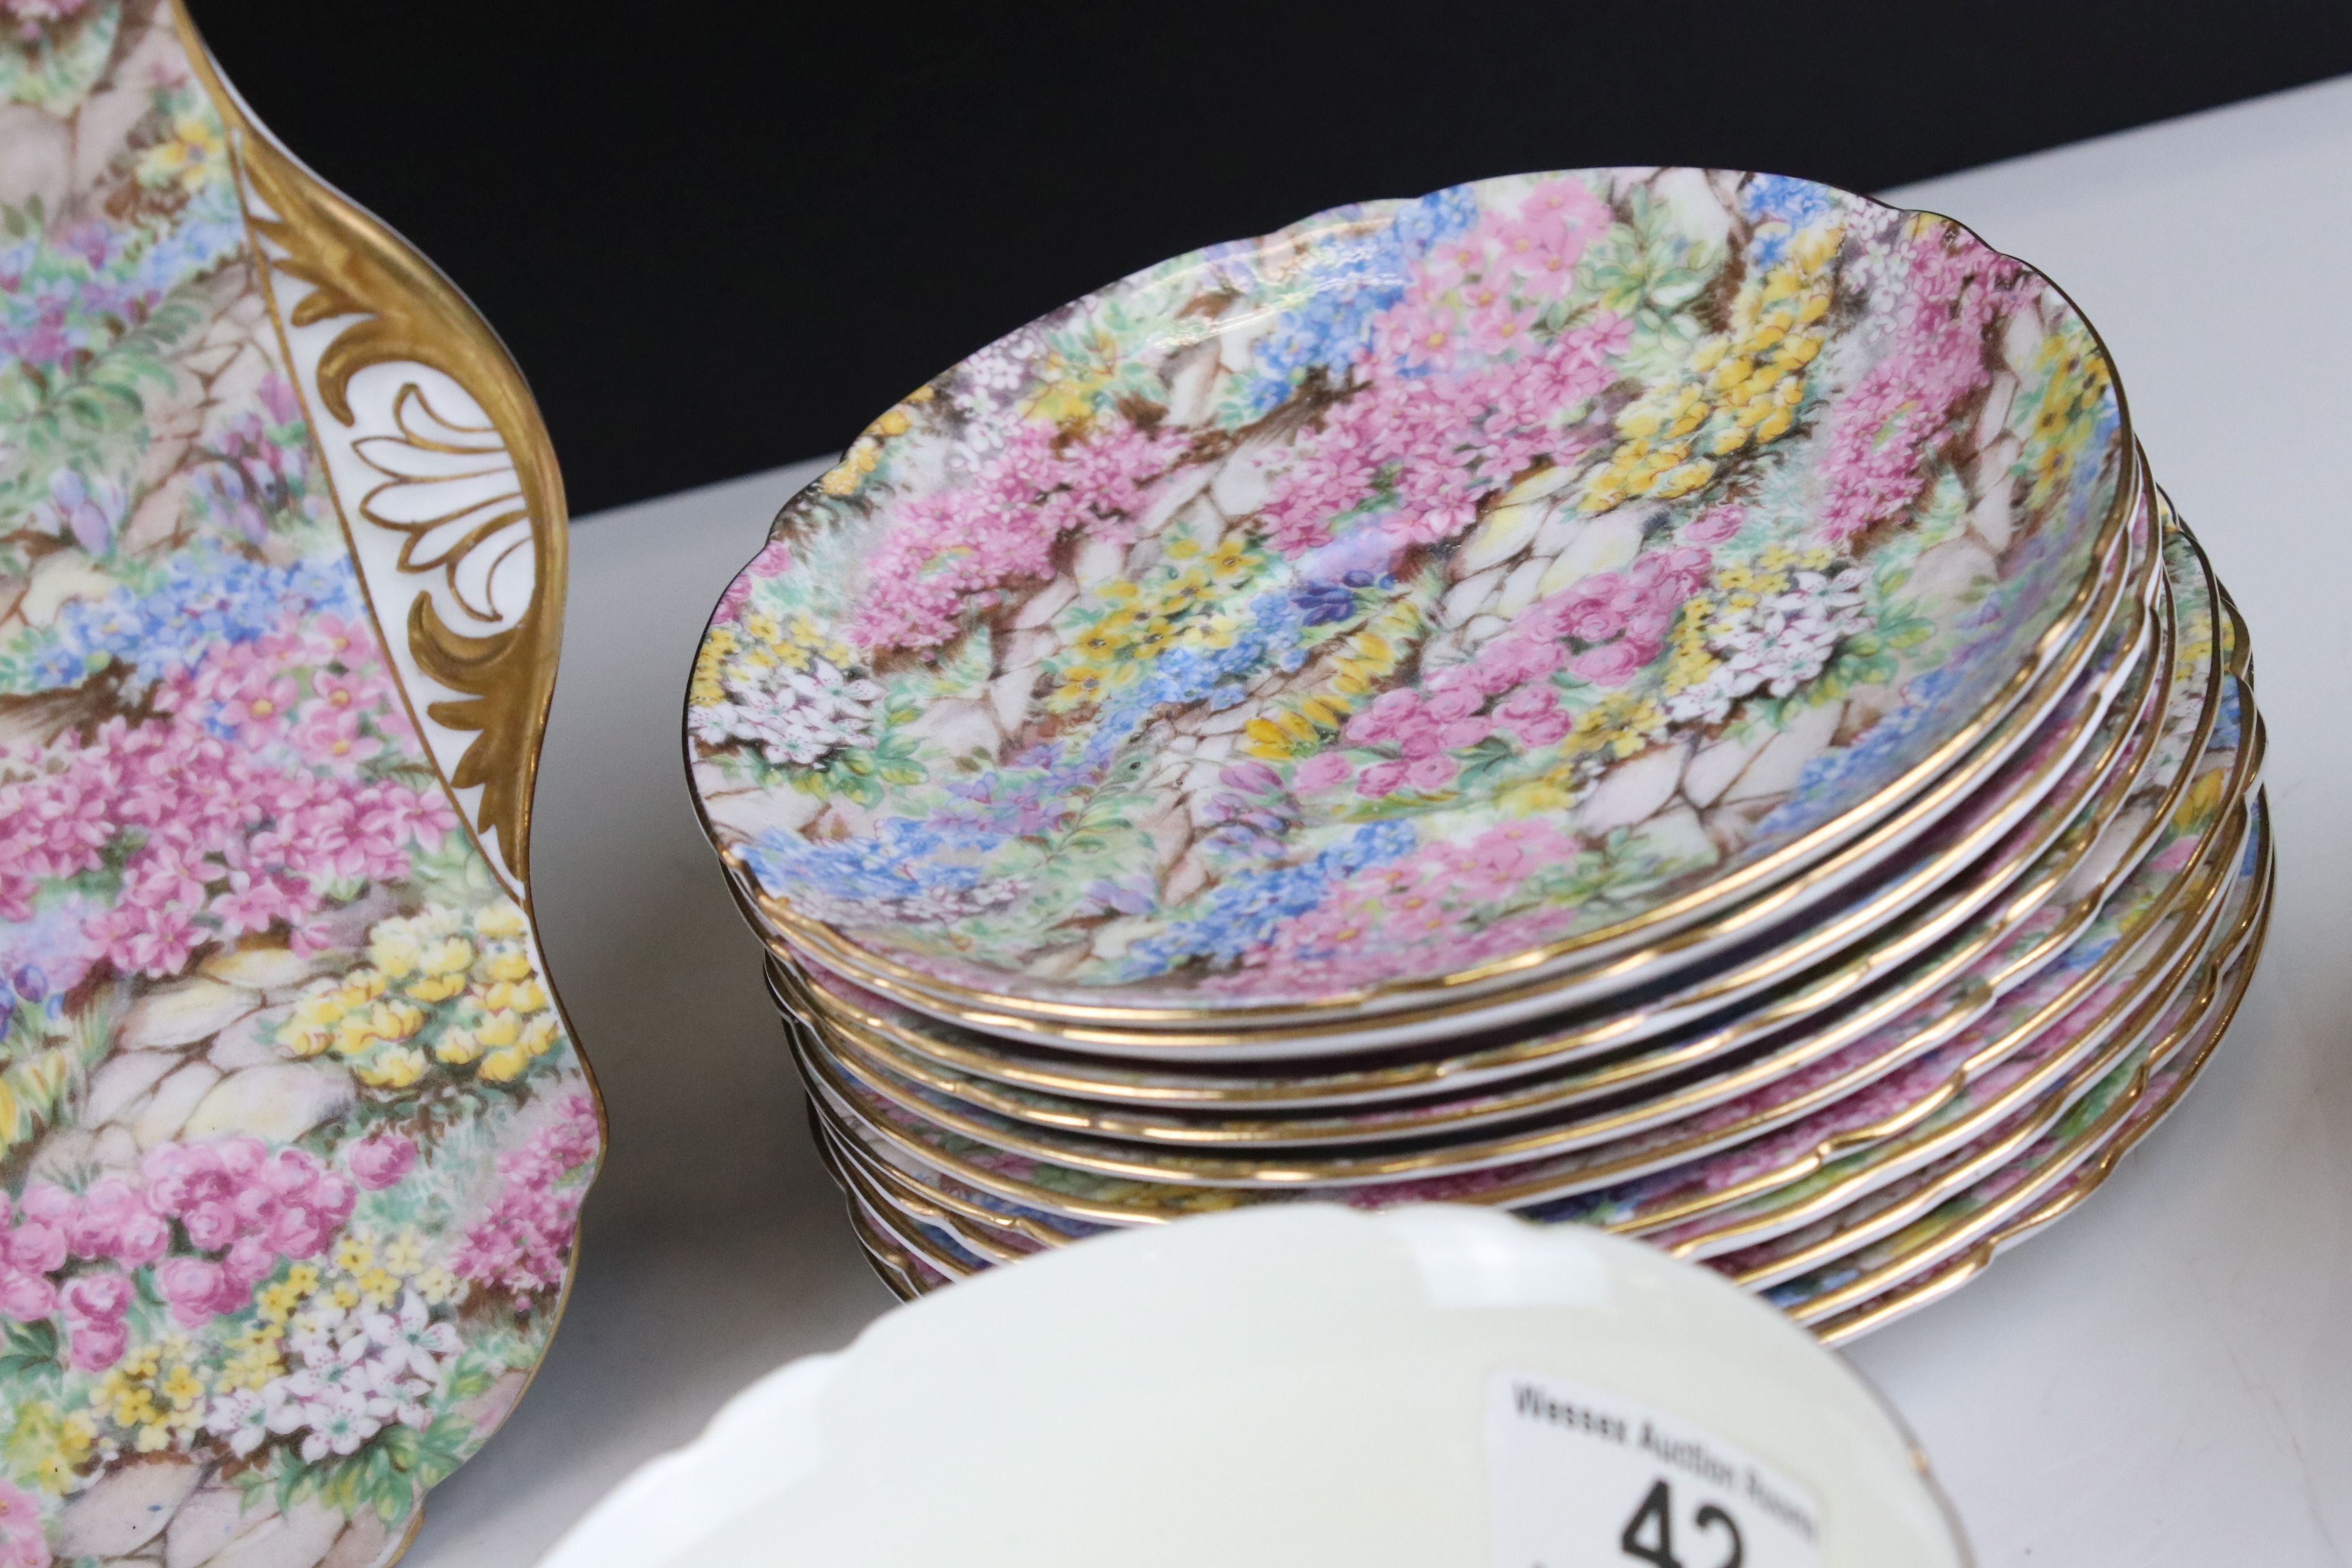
(693, 169, 2129, 1012)
(0, 4, 598, 1558)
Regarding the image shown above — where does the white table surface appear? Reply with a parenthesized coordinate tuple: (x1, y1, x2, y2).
(406, 75, 2352, 1566)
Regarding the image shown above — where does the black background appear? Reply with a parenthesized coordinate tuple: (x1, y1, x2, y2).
(193, 2, 2346, 517)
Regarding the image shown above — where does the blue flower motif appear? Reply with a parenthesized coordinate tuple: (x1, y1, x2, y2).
(4, 548, 364, 697)
(1117, 818, 1417, 979)
(1741, 174, 1836, 232)
(746, 816, 1012, 909)
(1290, 581, 1359, 626)
(1238, 187, 1480, 417)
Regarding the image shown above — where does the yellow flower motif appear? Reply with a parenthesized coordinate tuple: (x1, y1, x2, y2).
(435, 1028, 484, 1066)
(136, 112, 226, 194)
(818, 435, 884, 496)
(291, 982, 348, 1030)
(420, 936, 475, 976)
(479, 945, 534, 985)
(160, 1364, 204, 1414)
(1204, 535, 1257, 580)
(1242, 707, 1322, 760)
(1240, 596, 1424, 760)
(369, 930, 423, 979)
(331, 1014, 381, 1058)
(282, 1025, 332, 1059)
(368, 999, 426, 1041)
(520, 1014, 561, 1057)
(334, 1233, 375, 1274)
(1047, 664, 1118, 713)
(7, 1402, 95, 1495)
(383, 1232, 427, 1278)
(285, 1263, 321, 1296)
(330, 1282, 360, 1311)
(690, 629, 734, 706)
(357, 1046, 428, 1089)
(339, 968, 389, 1005)
(1567, 693, 1670, 760)
(405, 972, 467, 1003)
(111, 1387, 159, 1432)
(1499, 772, 1579, 815)
(1661, 600, 1719, 696)
(255, 1282, 302, 1325)
(478, 900, 529, 940)
(479, 1047, 530, 1083)
(1176, 612, 1242, 652)
(218, 1338, 285, 1394)
(416, 1267, 460, 1306)
(476, 1010, 521, 1049)
(1583, 228, 1839, 512)
(1069, 623, 1125, 662)
(1022, 327, 1125, 425)
(356, 1267, 400, 1308)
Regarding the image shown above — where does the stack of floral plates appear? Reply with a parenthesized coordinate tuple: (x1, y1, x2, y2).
(685, 168, 2272, 1342)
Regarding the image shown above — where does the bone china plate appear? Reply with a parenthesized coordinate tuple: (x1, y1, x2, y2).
(690, 166, 2134, 1034)
(0, 5, 600, 1563)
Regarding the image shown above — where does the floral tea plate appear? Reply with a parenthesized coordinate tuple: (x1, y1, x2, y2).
(830, 792, 2265, 1325)
(1776, 809, 2268, 1338)
(777, 527, 2182, 1133)
(0, 5, 600, 1564)
(1703, 810, 2269, 1291)
(798, 667, 2254, 1245)
(692, 166, 2138, 1040)
(766, 467, 2156, 1069)
(795, 687, 2246, 1206)
(1808, 827, 2269, 1344)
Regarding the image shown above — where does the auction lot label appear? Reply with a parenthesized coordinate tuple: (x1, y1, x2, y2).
(1487, 1369, 1823, 1568)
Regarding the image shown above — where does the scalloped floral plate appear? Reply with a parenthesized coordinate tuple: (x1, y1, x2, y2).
(795, 653, 2254, 1230)
(691, 166, 2137, 1040)
(0, 6, 599, 1564)
(828, 795, 2266, 1341)
(1810, 821, 2269, 1344)
(1785, 808, 2268, 1339)
(775, 515, 2192, 1122)
(1703, 805, 2270, 1289)
(763, 456, 2153, 1061)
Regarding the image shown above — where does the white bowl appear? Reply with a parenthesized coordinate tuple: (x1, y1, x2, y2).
(540, 1206, 1967, 1567)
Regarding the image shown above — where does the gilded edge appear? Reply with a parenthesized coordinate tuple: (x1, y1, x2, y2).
(162, 9, 600, 1562)
(169, 0, 567, 895)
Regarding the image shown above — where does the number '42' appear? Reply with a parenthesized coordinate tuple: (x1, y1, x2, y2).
(1621, 1478, 1743, 1568)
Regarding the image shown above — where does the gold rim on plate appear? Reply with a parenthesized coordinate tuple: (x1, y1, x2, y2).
(1659, 783, 2272, 1269)
(831, 796, 2271, 1330)
(742, 456, 2157, 1041)
(799, 736, 2249, 1236)
(1802, 819, 2271, 1340)
(778, 550, 2182, 1142)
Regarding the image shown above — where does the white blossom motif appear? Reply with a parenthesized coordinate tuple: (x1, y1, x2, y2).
(226, 1292, 459, 1467)
(791, 876, 1033, 931)
(690, 652, 883, 769)
(203, 1388, 270, 1458)
(1667, 567, 1874, 725)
